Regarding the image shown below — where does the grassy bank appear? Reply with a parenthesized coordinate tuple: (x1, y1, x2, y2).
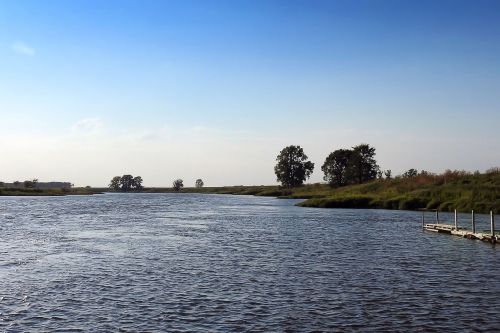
(298, 171, 500, 214)
(137, 170, 500, 214)
(0, 187, 103, 196)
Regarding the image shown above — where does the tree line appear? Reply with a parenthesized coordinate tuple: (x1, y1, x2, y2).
(108, 143, 424, 191)
(274, 144, 380, 188)
(0, 179, 39, 189)
(108, 175, 204, 191)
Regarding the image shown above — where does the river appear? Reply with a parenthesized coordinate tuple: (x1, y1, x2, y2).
(0, 193, 498, 332)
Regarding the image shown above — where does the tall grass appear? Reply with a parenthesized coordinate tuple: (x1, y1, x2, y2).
(297, 170, 500, 213)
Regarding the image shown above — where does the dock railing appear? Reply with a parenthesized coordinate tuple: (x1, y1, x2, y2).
(421, 208, 498, 244)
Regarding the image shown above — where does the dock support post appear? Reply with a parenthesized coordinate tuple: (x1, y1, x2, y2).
(422, 211, 425, 230)
(472, 210, 476, 234)
(454, 209, 458, 231)
(436, 210, 439, 224)
(491, 211, 495, 237)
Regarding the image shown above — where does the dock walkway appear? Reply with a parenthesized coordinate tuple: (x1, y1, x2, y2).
(421, 209, 498, 244)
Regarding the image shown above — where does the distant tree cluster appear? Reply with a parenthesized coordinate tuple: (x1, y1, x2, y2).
(402, 168, 418, 178)
(274, 144, 380, 188)
(321, 144, 380, 187)
(108, 176, 204, 192)
(109, 175, 143, 191)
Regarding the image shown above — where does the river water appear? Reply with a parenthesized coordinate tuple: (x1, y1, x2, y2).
(0, 193, 498, 332)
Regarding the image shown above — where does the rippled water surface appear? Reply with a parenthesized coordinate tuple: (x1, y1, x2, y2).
(0, 193, 499, 332)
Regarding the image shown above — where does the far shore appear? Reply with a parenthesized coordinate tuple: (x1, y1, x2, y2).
(0, 187, 103, 197)
(2, 170, 499, 215)
(109, 169, 500, 215)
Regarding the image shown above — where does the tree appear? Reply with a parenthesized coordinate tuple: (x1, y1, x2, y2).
(119, 175, 134, 191)
(402, 168, 418, 178)
(195, 179, 204, 188)
(133, 176, 143, 190)
(24, 180, 35, 188)
(109, 175, 144, 191)
(346, 144, 379, 184)
(384, 170, 392, 180)
(321, 149, 353, 187)
(109, 176, 121, 190)
(274, 145, 314, 188)
(173, 179, 184, 191)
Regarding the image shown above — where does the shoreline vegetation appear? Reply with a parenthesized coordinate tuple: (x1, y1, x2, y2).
(0, 187, 103, 196)
(2, 143, 499, 214)
(1, 168, 499, 214)
(140, 168, 500, 214)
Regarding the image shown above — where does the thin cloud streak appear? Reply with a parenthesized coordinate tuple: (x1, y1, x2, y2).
(11, 41, 36, 56)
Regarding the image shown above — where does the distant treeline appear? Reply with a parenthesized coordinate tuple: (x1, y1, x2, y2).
(108, 175, 204, 192)
(274, 144, 381, 188)
(0, 179, 72, 190)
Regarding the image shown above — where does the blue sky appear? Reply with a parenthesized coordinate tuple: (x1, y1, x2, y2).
(1, 0, 499, 186)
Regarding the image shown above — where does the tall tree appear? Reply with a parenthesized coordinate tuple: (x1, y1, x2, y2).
(347, 144, 379, 184)
(109, 176, 121, 190)
(173, 179, 184, 191)
(274, 145, 314, 188)
(195, 179, 204, 188)
(133, 176, 143, 190)
(322, 149, 353, 187)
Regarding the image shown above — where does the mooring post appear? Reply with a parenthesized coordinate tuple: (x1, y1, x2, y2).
(472, 210, 476, 234)
(454, 209, 458, 231)
(491, 211, 495, 237)
(436, 210, 439, 224)
(422, 210, 425, 230)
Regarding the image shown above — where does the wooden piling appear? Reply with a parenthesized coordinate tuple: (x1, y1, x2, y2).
(472, 210, 476, 234)
(436, 210, 439, 223)
(422, 210, 425, 230)
(454, 209, 458, 231)
(491, 211, 495, 237)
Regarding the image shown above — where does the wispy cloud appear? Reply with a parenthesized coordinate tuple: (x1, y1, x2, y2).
(71, 117, 103, 135)
(11, 41, 36, 56)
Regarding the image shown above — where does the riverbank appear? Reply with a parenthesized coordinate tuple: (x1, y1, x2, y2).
(297, 170, 500, 214)
(0, 187, 103, 196)
(136, 170, 500, 214)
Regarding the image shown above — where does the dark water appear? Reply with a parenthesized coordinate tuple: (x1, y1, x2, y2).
(0, 194, 498, 332)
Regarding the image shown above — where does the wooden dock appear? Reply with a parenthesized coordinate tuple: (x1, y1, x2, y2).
(421, 209, 498, 244)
